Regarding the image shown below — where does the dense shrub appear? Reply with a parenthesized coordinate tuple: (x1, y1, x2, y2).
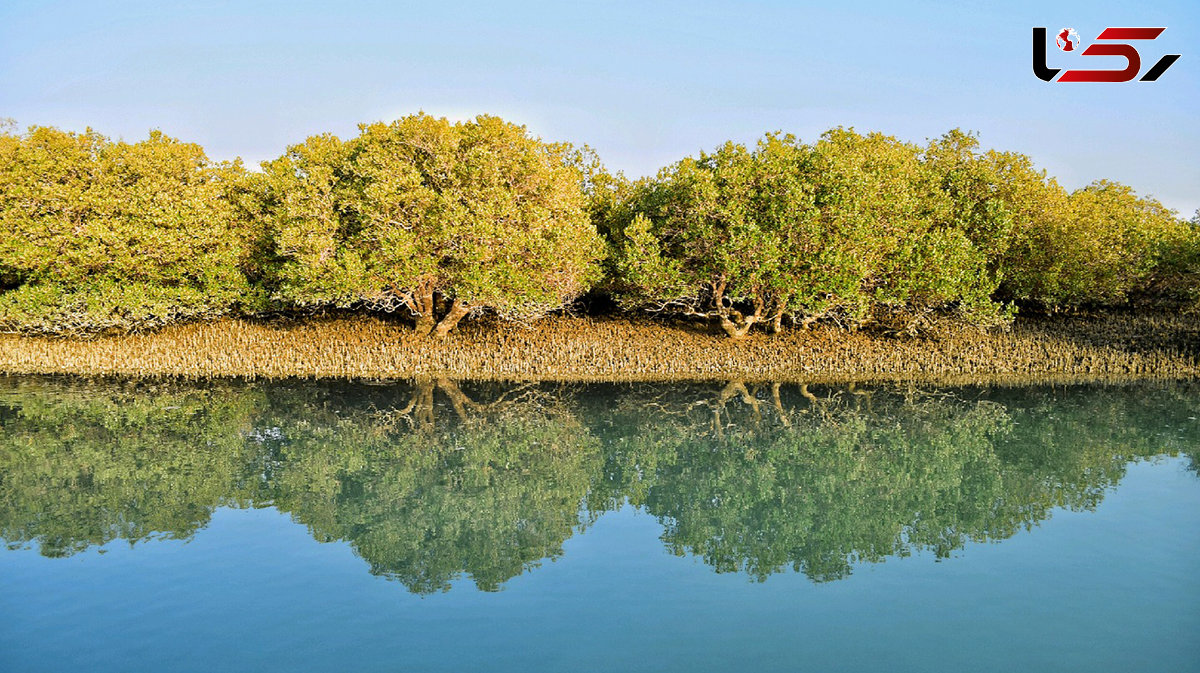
(920, 130, 1062, 303)
(607, 129, 1005, 337)
(810, 129, 1002, 330)
(1005, 181, 1196, 307)
(1, 117, 1194, 337)
(1168, 211, 1200, 305)
(920, 131, 1198, 310)
(0, 125, 258, 334)
(606, 127, 1197, 337)
(258, 113, 605, 336)
(606, 135, 806, 337)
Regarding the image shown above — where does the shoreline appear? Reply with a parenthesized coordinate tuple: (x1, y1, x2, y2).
(0, 312, 1196, 384)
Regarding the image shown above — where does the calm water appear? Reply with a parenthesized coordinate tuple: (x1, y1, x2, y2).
(0, 377, 1197, 672)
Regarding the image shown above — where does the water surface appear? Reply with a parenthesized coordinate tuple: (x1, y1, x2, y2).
(1, 378, 1197, 672)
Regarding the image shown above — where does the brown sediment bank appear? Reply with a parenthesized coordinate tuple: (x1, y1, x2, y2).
(0, 312, 1196, 383)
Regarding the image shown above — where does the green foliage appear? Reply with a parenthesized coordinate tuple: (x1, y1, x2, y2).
(259, 113, 605, 335)
(606, 129, 1007, 336)
(920, 130, 1062, 307)
(1002, 180, 1193, 306)
(606, 126, 1194, 336)
(917, 130, 1195, 309)
(1, 118, 1193, 335)
(607, 135, 811, 337)
(0, 125, 260, 334)
(1137, 200, 1200, 305)
(813, 129, 1003, 329)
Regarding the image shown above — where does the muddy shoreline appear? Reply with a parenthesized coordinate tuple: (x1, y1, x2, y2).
(0, 312, 1196, 383)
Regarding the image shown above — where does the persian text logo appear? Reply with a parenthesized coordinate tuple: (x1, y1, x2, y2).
(1033, 26, 1180, 82)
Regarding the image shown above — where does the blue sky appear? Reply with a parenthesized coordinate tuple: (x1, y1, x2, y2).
(1, 0, 1196, 216)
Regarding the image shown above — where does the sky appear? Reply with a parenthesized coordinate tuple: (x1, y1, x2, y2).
(1, 0, 1196, 216)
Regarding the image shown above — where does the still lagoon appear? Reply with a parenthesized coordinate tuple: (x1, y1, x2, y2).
(1, 377, 1197, 672)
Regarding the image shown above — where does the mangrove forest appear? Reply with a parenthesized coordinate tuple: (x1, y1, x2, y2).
(1, 114, 1197, 339)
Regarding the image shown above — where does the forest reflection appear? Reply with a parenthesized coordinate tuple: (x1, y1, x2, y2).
(1, 376, 1196, 593)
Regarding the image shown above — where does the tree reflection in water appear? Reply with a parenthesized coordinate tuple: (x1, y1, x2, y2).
(0, 376, 1195, 593)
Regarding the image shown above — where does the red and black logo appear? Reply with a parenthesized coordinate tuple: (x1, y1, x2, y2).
(1033, 27, 1180, 82)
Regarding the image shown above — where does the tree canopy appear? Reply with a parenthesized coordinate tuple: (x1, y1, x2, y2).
(259, 113, 605, 335)
(0, 117, 1195, 337)
(605, 129, 1010, 337)
(0, 125, 258, 333)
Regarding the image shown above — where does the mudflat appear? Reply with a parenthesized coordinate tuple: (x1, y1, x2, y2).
(1, 311, 1195, 383)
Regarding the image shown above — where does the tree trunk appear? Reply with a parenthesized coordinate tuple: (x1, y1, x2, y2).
(769, 308, 784, 334)
(765, 295, 788, 335)
(413, 285, 436, 336)
(433, 299, 470, 337)
(718, 315, 754, 339)
(716, 293, 764, 339)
